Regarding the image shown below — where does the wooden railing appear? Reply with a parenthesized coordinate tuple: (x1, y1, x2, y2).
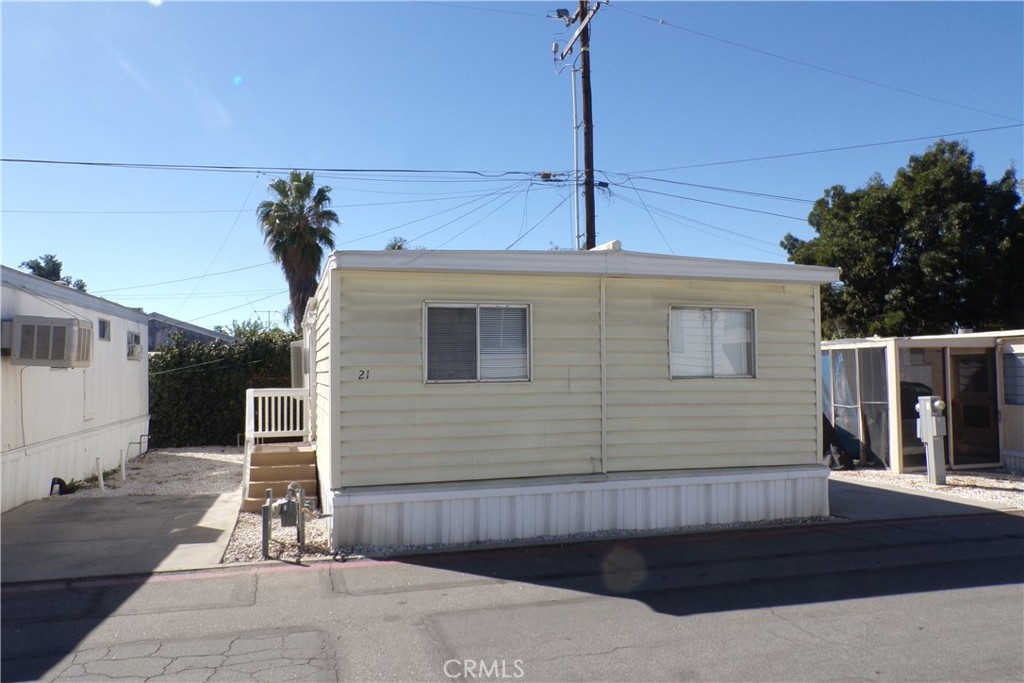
(244, 388, 310, 446)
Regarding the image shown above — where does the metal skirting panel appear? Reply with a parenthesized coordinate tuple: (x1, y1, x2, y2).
(1, 416, 150, 512)
(1005, 451, 1024, 474)
(329, 466, 829, 548)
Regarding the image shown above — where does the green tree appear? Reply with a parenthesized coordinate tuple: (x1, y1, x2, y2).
(20, 253, 87, 291)
(214, 318, 276, 339)
(782, 141, 1023, 338)
(257, 171, 339, 333)
(149, 328, 298, 447)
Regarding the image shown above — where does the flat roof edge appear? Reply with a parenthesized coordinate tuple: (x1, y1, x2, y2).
(327, 249, 840, 285)
(1, 266, 149, 323)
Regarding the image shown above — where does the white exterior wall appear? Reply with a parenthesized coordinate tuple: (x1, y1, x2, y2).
(2, 270, 149, 511)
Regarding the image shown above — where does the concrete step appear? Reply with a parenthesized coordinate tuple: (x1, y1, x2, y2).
(246, 479, 318, 501)
(240, 495, 320, 514)
(249, 464, 316, 483)
(250, 444, 315, 467)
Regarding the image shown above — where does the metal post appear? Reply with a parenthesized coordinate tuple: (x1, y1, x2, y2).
(96, 457, 105, 492)
(297, 486, 306, 555)
(261, 487, 273, 559)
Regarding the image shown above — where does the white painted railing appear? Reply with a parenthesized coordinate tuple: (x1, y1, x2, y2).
(244, 388, 310, 445)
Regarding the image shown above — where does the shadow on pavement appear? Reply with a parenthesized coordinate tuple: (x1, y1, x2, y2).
(386, 481, 1024, 619)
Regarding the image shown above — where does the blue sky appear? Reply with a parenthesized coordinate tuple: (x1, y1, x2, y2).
(3, 1, 1021, 332)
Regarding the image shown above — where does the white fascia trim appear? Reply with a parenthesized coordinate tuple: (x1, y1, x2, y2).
(328, 249, 840, 286)
(823, 330, 1024, 350)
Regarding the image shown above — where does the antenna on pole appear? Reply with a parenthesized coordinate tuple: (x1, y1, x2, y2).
(551, 1, 601, 250)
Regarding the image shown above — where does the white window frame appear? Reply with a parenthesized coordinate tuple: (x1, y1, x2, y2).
(1004, 351, 1024, 406)
(127, 330, 142, 360)
(98, 319, 111, 342)
(423, 302, 531, 383)
(669, 306, 756, 379)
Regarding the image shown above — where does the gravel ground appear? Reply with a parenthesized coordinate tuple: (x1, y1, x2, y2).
(830, 468, 1024, 510)
(63, 447, 1024, 564)
(67, 447, 244, 498)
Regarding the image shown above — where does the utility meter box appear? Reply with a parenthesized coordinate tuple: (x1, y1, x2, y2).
(916, 396, 947, 485)
(278, 498, 297, 527)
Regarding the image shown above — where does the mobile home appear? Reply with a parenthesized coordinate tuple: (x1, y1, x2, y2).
(1, 266, 149, 511)
(250, 244, 840, 548)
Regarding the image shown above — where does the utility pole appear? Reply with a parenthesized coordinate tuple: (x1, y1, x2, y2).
(578, 0, 597, 251)
(555, 1, 601, 250)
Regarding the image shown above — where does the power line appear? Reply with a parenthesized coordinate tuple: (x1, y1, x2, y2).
(337, 182, 541, 247)
(0, 157, 536, 178)
(613, 174, 814, 204)
(506, 193, 572, 249)
(409, 181, 533, 245)
(631, 124, 1024, 174)
(433, 182, 533, 248)
(187, 291, 282, 324)
(609, 3, 1023, 124)
(608, 181, 807, 221)
(174, 172, 262, 315)
(90, 262, 276, 293)
(613, 195, 782, 256)
(626, 177, 674, 255)
(423, 2, 545, 19)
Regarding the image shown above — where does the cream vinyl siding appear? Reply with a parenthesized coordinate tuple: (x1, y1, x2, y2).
(329, 268, 824, 488)
(603, 278, 819, 471)
(312, 270, 335, 505)
(334, 271, 602, 487)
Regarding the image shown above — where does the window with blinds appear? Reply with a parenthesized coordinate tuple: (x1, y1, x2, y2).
(670, 307, 754, 378)
(426, 304, 529, 382)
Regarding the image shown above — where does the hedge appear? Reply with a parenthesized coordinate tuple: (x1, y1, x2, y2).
(149, 329, 298, 447)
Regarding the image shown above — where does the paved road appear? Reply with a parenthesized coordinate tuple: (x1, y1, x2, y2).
(3, 510, 1022, 682)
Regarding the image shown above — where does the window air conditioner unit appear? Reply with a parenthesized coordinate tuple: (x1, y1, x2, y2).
(10, 316, 93, 368)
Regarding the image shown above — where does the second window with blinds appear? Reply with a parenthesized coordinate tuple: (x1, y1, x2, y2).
(670, 307, 755, 379)
(425, 304, 530, 382)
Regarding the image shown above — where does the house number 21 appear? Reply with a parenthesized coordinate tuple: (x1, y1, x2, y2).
(357, 370, 370, 380)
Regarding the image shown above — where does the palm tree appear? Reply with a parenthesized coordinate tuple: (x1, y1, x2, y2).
(257, 171, 339, 333)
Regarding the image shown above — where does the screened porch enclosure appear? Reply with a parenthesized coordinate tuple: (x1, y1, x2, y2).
(822, 346, 891, 467)
(821, 333, 1018, 473)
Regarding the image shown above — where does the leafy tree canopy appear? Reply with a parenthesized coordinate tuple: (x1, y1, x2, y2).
(20, 253, 87, 291)
(214, 318, 290, 340)
(782, 140, 1023, 339)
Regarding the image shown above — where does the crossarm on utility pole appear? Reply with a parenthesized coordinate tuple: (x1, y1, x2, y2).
(560, 2, 601, 60)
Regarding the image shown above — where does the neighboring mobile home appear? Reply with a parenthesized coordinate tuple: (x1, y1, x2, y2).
(822, 331, 1024, 475)
(148, 312, 235, 351)
(261, 244, 840, 548)
(1, 266, 149, 512)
